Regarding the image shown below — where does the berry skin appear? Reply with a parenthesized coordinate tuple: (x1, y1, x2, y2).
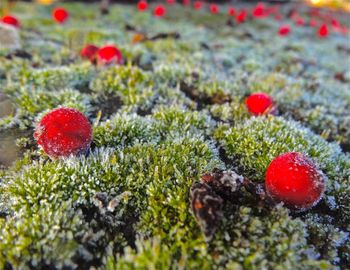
(278, 25, 291, 36)
(34, 108, 92, 158)
(154, 5, 166, 17)
(97, 45, 123, 65)
(137, 0, 148, 11)
(265, 152, 325, 211)
(1, 15, 20, 28)
(80, 44, 99, 62)
(245, 92, 275, 116)
(52, 7, 69, 24)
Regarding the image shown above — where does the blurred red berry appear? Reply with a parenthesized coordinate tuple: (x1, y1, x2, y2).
(309, 19, 318, 27)
(183, 0, 190, 6)
(236, 9, 247, 24)
(209, 4, 219, 14)
(318, 24, 329, 38)
(52, 7, 69, 24)
(278, 25, 290, 36)
(1, 15, 20, 28)
(193, 1, 202, 10)
(309, 9, 320, 17)
(97, 45, 123, 65)
(80, 44, 99, 62)
(154, 4, 166, 17)
(252, 2, 267, 18)
(137, 0, 148, 11)
(265, 152, 325, 211)
(340, 25, 348, 35)
(34, 108, 92, 158)
(274, 14, 282, 21)
(228, 7, 235, 16)
(295, 17, 305, 26)
(245, 92, 274, 116)
(166, 0, 176, 5)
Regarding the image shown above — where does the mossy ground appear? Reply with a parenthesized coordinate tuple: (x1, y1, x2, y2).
(0, 1, 349, 269)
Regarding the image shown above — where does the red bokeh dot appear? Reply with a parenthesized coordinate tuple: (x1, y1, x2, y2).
(137, 0, 148, 11)
(52, 7, 69, 24)
(154, 4, 166, 17)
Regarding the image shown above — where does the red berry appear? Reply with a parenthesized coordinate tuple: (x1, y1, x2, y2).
(295, 17, 305, 26)
(236, 9, 247, 23)
(318, 24, 329, 38)
(278, 25, 290, 36)
(228, 7, 236, 16)
(245, 92, 274, 116)
(252, 2, 266, 18)
(80, 44, 99, 62)
(340, 25, 348, 35)
(182, 0, 190, 6)
(193, 1, 202, 10)
(154, 5, 166, 17)
(97, 45, 123, 65)
(166, 0, 176, 5)
(209, 4, 219, 14)
(1, 15, 20, 28)
(52, 7, 69, 24)
(309, 19, 318, 27)
(34, 108, 92, 158)
(274, 14, 282, 21)
(265, 152, 325, 211)
(137, 0, 148, 11)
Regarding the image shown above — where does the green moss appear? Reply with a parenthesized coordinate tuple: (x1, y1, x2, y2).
(90, 65, 154, 107)
(1, 87, 91, 129)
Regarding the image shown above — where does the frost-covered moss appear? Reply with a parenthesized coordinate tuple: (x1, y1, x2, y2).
(0, 1, 349, 269)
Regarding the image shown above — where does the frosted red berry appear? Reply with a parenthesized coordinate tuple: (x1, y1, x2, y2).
(154, 5, 166, 17)
(97, 45, 123, 65)
(34, 108, 92, 158)
(209, 4, 219, 14)
(1, 15, 20, 28)
(52, 7, 69, 24)
(265, 152, 325, 211)
(236, 9, 247, 23)
(137, 0, 148, 11)
(318, 24, 329, 38)
(245, 92, 274, 116)
(278, 25, 290, 36)
(80, 44, 99, 62)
